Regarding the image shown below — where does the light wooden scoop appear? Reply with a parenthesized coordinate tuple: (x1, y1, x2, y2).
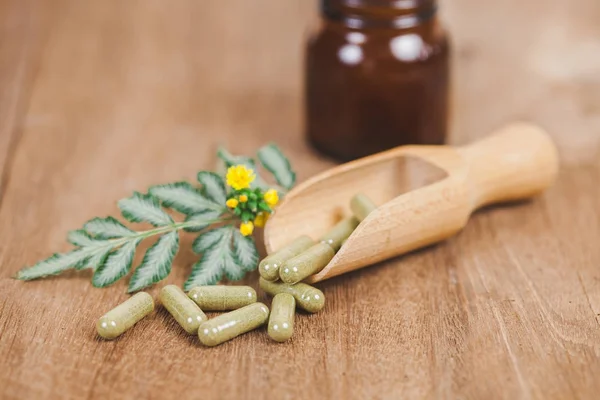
(264, 123, 559, 283)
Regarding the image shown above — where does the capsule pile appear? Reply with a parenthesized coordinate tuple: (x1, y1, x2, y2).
(95, 193, 377, 345)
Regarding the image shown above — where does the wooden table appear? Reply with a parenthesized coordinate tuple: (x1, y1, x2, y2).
(1, 1, 600, 399)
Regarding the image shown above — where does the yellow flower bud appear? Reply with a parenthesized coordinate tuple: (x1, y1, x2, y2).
(253, 212, 270, 228)
(264, 189, 279, 207)
(226, 198, 239, 208)
(226, 165, 255, 190)
(239, 194, 248, 203)
(240, 221, 254, 237)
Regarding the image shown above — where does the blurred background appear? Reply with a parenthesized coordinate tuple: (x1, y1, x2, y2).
(3, 0, 599, 173)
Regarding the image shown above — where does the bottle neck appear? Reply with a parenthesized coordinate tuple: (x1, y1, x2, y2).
(322, 0, 438, 29)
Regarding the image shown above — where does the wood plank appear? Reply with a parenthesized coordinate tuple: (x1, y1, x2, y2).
(0, 0, 599, 399)
(0, 0, 46, 200)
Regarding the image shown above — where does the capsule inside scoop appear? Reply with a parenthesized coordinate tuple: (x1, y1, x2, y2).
(264, 155, 448, 283)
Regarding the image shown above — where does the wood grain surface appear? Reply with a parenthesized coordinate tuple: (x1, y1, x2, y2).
(1, 0, 600, 399)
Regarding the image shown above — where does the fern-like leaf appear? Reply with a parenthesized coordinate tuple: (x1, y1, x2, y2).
(118, 192, 173, 226)
(192, 226, 229, 254)
(183, 258, 224, 291)
(149, 182, 221, 215)
(17, 249, 92, 280)
(84, 216, 135, 239)
(257, 143, 296, 190)
(92, 240, 140, 287)
(16, 142, 292, 290)
(197, 172, 226, 205)
(184, 225, 246, 289)
(217, 147, 256, 170)
(77, 249, 110, 271)
(232, 229, 259, 271)
(68, 230, 99, 247)
(184, 210, 224, 232)
(127, 231, 179, 293)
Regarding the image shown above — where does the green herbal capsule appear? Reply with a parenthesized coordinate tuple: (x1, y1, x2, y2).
(279, 242, 335, 284)
(319, 217, 359, 251)
(96, 292, 154, 340)
(198, 302, 270, 347)
(259, 277, 325, 313)
(350, 193, 377, 222)
(268, 293, 296, 342)
(188, 285, 257, 311)
(160, 285, 207, 334)
(259, 235, 315, 281)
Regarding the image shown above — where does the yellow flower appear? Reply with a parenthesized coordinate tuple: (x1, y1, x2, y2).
(240, 221, 254, 236)
(264, 189, 279, 206)
(226, 198, 239, 208)
(253, 212, 270, 228)
(239, 194, 248, 203)
(226, 165, 255, 190)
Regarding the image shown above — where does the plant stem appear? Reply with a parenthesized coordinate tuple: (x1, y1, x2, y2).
(119, 217, 235, 244)
(83, 217, 236, 257)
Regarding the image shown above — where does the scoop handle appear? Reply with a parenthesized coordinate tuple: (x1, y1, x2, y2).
(458, 123, 559, 209)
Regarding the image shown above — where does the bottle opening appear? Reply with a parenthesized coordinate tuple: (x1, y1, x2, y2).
(322, 0, 438, 29)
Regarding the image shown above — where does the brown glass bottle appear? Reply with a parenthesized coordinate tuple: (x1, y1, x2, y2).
(305, 0, 450, 160)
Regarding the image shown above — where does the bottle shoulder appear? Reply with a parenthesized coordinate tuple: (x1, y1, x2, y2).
(307, 20, 449, 67)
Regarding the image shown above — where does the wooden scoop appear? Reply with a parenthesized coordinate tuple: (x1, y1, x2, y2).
(264, 123, 559, 283)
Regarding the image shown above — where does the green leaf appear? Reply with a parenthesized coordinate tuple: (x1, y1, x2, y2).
(217, 147, 256, 170)
(148, 182, 221, 215)
(257, 143, 296, 190)
(183, 258, 224, 290)
(84, 217, 135, 239)
(70, 235, 114, 271)
(128, 231, 179, 292)
(197, 172, 226, 205)
(68, 230, 98, 247)
(192, 226, 230, 254)
(16, 249, 92, 280)
(184, 210, 223, 232)
(77, 249, 110, 271)
(258, 202, 272, 212)
(232, 229, 259, 271)
(92, 240, 140, 287)
(118, 192, 173, 226)
(184, 225, 245, 290)
(241, 211, 253, 223)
